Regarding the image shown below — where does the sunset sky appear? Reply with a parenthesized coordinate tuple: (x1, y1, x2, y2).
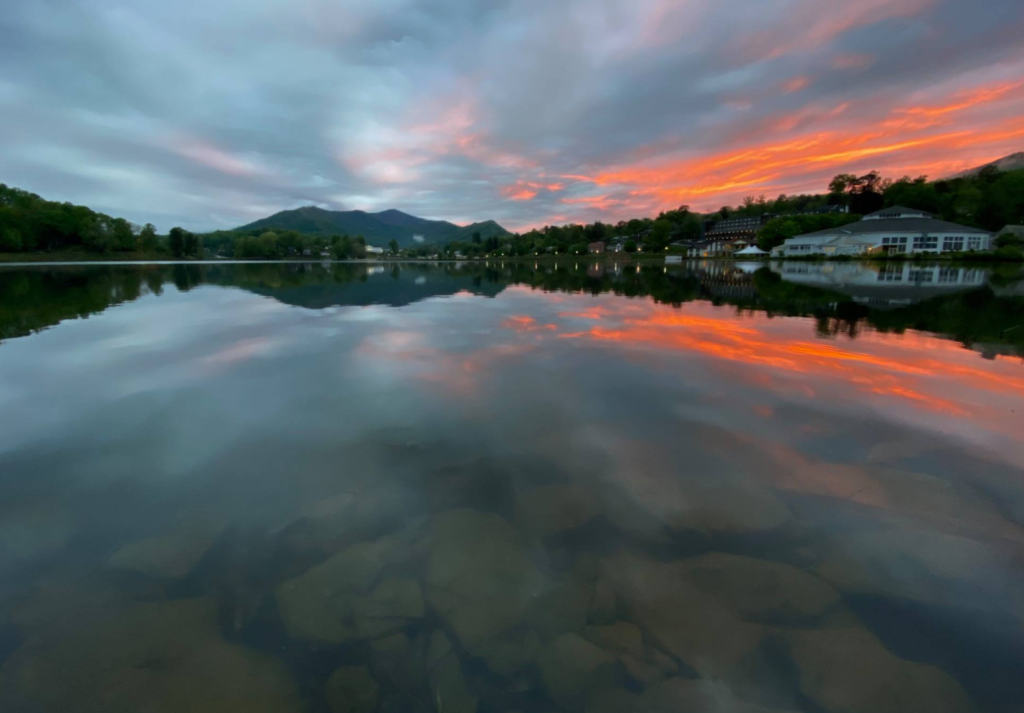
(2, 0, 1023, 232)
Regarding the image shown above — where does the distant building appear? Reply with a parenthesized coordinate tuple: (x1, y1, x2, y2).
(778, 206, 992, 257)
(701, 215, 771, 242)
(588, 241, 606, 254)
(687, 238, 749, 257)
(366, 246, 385, 255)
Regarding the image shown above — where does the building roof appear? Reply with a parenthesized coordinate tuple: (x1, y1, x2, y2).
(864, 206, 934, 219)
(735, 245, 768, 255)
(998, 225, 1024, 237)
(793, 216, 989, 241)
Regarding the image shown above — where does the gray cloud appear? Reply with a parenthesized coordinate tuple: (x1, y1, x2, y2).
(1, 0, 1023, 232)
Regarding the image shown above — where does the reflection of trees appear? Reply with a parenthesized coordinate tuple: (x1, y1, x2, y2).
(2, 263, 1022, 355)
(0, 266, 157, 341)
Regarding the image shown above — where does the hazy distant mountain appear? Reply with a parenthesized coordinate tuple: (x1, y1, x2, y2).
(948, 152, 1024, 178)
(236, 206, 511, 247)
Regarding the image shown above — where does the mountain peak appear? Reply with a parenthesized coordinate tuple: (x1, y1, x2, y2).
(948, 151, 1024, 178)
(236, 206, 509, 248)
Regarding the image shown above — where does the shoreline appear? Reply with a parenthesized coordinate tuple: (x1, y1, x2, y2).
(1, 253, 1020, 267)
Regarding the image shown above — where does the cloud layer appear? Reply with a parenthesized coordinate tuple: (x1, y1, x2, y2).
(1, 0, 1023, 232)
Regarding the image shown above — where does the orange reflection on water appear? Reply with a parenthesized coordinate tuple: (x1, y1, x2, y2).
(549, 296, 1024, 428)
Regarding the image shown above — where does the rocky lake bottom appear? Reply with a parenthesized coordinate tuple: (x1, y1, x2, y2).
(1, 261, 1023, 713)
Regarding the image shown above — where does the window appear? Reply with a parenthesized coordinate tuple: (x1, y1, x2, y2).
(912, 236, 938, 251)
(882, 236, 907, 253)
(968, 236, 985, 251)
(942, 237, 964, 252)
(909, 269, 934, 283)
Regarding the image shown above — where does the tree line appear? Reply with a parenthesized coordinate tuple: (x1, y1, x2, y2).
(3, 165, 1022, 258)
(756, 167, 1024, 252)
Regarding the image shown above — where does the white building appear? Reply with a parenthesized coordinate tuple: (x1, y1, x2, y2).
(779, 206, 992, 257)
(365, 246, 385, 255)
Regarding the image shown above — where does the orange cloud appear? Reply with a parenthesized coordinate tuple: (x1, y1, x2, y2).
(895, 81, 1024, 120)
(500, 180, 566, 201)
(502, 185, 538, 201)
(782, 76, 811, 94)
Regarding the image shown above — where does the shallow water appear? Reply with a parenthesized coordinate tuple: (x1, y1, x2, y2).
(1, 260, 1023, 713)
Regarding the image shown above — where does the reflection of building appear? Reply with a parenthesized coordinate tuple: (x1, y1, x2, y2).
(779, 207, 992, 257)
(771, 262, 988, 306)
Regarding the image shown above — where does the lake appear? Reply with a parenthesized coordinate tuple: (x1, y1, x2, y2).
(1, 260, 1023, 713)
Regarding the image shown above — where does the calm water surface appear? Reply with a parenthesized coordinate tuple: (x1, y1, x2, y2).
(1, 261, 1023, 713)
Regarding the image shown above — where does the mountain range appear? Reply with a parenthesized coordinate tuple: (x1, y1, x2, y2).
(948, 152, 1024, 179)
(236, 206, 511, 248)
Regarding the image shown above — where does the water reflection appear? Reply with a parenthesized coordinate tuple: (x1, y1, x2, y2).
(0, 261, 1022, 713)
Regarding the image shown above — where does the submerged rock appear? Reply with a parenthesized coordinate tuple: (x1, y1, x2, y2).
(350, 577, 425, 640)
(471, 628, 543, 678)
(583, 622, 645, 659)
(601, 441, 790, 537)
(619, 654, 665, 689)
(426, 632, 478, 713)
(107, 520, 224, 579)
(587, 578, 617, 624)
(526, 576, 593, 641)
(536, 633, 621, 711)
(0, 598, 301, 713)
(516, 484, 603, 537)
(640, 677, 799, 713)
(325, 665, 379, 713)
(600, 551, 763, 680)
(276, 532, 422, 643)
(424, 509, 545, 662)
(584, 688, 641, 713)
(787, 627, 977, 713)
(816, 527, 1004, 610)
(679, 553, 840, 621)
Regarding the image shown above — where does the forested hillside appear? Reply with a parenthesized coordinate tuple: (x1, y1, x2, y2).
(237, 206, 509, 247)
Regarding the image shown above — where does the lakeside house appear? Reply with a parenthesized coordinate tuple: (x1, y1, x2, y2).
(366, 246, 385, 255)
(777, 206, 992, 257)
(588, 241, 606, 254)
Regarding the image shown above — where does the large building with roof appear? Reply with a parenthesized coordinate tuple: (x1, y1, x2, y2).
(775, 207, 992, 257)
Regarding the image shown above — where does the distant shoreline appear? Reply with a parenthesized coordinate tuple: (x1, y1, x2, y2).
(1, 252, 1020, 266)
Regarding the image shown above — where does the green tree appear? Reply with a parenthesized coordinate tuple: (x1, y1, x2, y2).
(139, 223, 159, 252)
(169, 227, 186, 258)
(648, 219, 674, 250)
(388, 238, 399, 255)
(0, 227, 22, 252)
(184, 232, 201, 258)
(624, 240, 637, 253)
(112, 218, 135, 251)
